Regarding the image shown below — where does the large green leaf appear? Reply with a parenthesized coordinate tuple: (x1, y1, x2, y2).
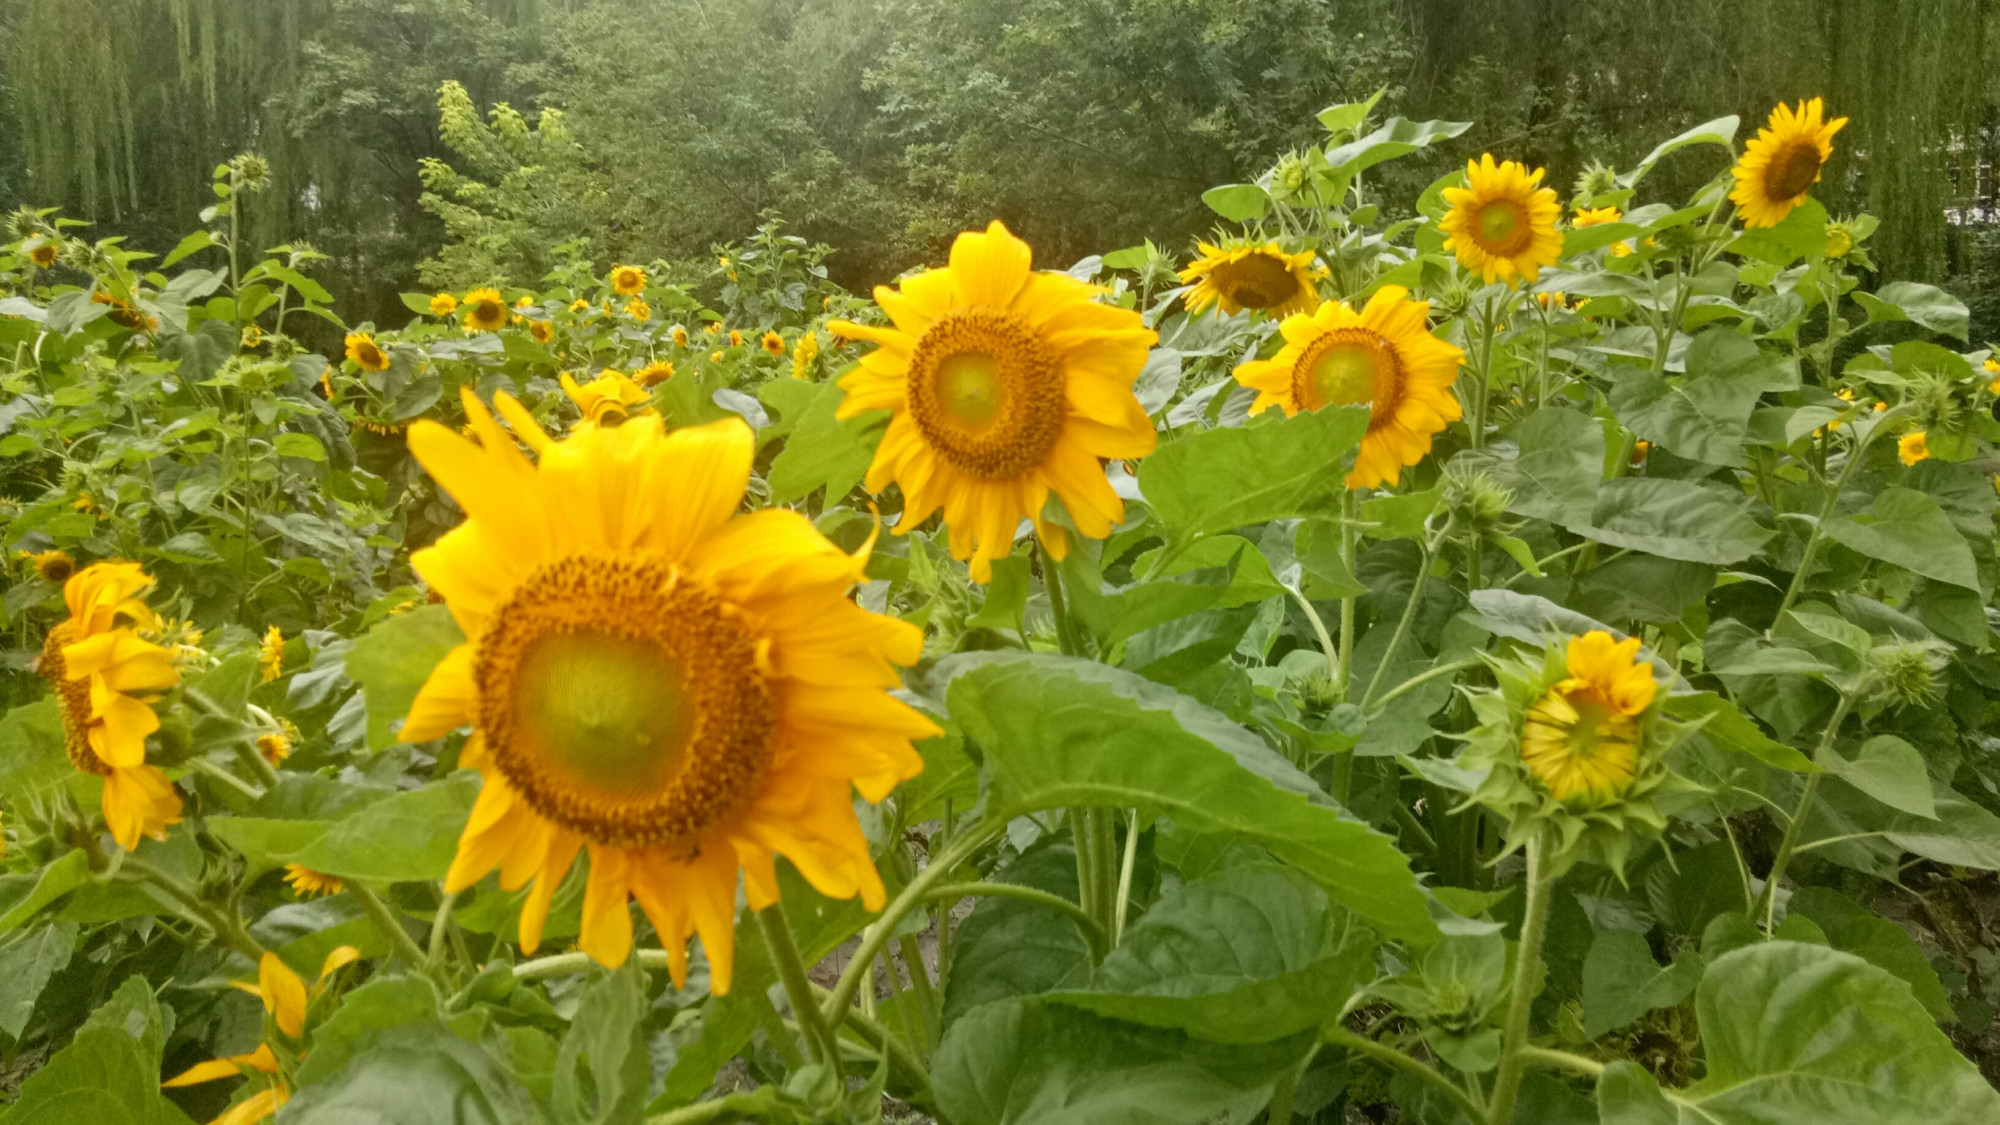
(1786, 887, 1953, 1023)
(1584, 478, 1773, 564)
(932, 996, 1310, 1125)
(0, 923, 76, 1037)
(0, 700, 77, 809)
(1820, 734, 1935, 819)
(941, 653, 1434, 943)
(280, 1024, 547, 1124)
(1138, 406, 1368, 538)
(1580, 928, 1702, 1038)
(943, 840, 1091, 1027)
(293, 977, 444, 1088)
(1474, 408, 1603, 527)
(0, 850, 92, 935)
(1821, 487, 1981, 590)
(1853, 281, 1970, 340)
(1048, 866, 1375, 1044)
(551, 965, 651, 1125)
(0, 976, 192, 1125)
(766, 380, 886, 504)
(1606, 331, 1779, 467)
(1596, 942, 2000, 1124)
(345, 605, 466, 751)
(210, 773, 479, 882)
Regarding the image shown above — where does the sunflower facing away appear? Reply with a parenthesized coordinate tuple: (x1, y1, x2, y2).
(1232, 285, 1465, 490)
(343, 333, 390, 372)
(1440, 155, 1563, 284)
(397, 393, 938, 986)
(1178, 240, 1322, 318)
(530, 320, 554, 344)
(429, 292, 459, 316)
(561, 370, 655, 427)
(462, 288, 509, 332)
(1730, 98, 1847, 229)
(1520, 631, 1657, 803)
(610, 265, 648, 296)
(829, 220, 1157, 582)
(36, 563, 182, 850)
(792, 332, 820, 380)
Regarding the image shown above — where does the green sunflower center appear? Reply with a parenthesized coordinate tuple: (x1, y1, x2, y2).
(1475, 200, 1532, 255)
(1764, 141, 1823, 201)
(936, 352, 1005, 428)
(1293, 328, 1401, 418)
(515, 632, 693, 797)
(906, 306, 1065, 479)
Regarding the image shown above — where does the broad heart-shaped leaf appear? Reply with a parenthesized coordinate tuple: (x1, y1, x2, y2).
(1200, 183, 1270, 222)
(766, 379, 887, 504)
(1659, 692, 1815, 772)
(1727, 198, 1830, 266)
(1806, 775, 2000, 872)
(1467, 407, 1603, 527)
(1596, 942, 2000, 1124)
(345, 604, 466, 751)
(945, 839, 1092, 1028)
(1853, 280, 1971, 340)
(0, 976, 192, 1125)
(1822, 487, 1981, 590)
(293, 976, 445, 1088)
(1580, 928, 1703, 1038)
(940, 652, 1435, 944)
(1047, 866, 1375, 1044)
(1786, 887, 1954, 1023)
(1322, 117, 1473, 179)
(1583, 478, 1773, 564)
(1138, 405, 1367, 538)
(1629, 114, 1740, 180)
(1820, 734, 1936, 819)
(280, 1023, 547, 1124)
(1607, 331, 1781, 467)
(208, 773, 478, 882)
(932, 996, 1311, 1125)
(0, 922, 76, 1037)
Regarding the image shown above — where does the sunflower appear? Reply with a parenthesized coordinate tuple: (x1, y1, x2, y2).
(626, 298, 652, 322)
(1441, 155, 1563, 284)
(611, 265, 648, 296)
(74, 492, 100, 517)
(728, 330, 744, 347)
(704, 322, 722, 336)
(560, 370, 654, 427)
(1520, 631, 1657, 803)
(672, 326, 691, 347)
(257, 720, 295, 765)
(1826, 225, 1854, 259)
(241, 325, 264, 350)
(343, 332, 390, 373)
(260, 626, 285, 682)
(829, 221, 1157, 582)
(27, 238, 58, 269)
(28, 549, 74, 583)
(1231, 286, 1465, 490)
(1900, 430, 1930, 466)
(170, 948, 359, 1124)
(530, 320, 554, 344)
(761, 330, 785, 357)
(636, 360, 675, 387)
(462, 288, 509, 332)
(710, 350, 724, 363)
(792, 332, 819, 380)
(36, 563, 183, 851)
(430, 292, 459, 317)
(1178, 240, 1321, 318)
(570, 298, 589, 313)
(163, 1042, 287, 1125)
(283, 864, 343, 898)
(1572, 205, 1622, 228)
(397, 393, 937, 986)
(1987, 358, 2000, 392)
(1730, 98, 1847, 229)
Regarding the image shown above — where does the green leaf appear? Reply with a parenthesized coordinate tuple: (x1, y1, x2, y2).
(1598, 942, 2000, 1124)
(1629, 115, 1739, 181)
(293, 977, 444, 1088)
(274, 432, 328, 461)
(1727, 198, 1830, 266)
(0, 701, 81, 809)
(552, 965, 651, 1125)
(1049, 867, 1375, 1044)
(282, 773, 480, 881)
(400, 291, 440, 315)
(0, 851, 92, 936)
(1821, 735, 1935, 819)
(1786, 887, 1953, 1023)
(766, 380, 887, 504)
(1821, 487, 1980, 591)
(1315, 88, 1386, 136)
(1659, 692, 1816, 772)
(160, 231, 214, 268)
(1853, 281, 1970, 340)
(1607, 330, 1787, 467)
(941, 653, 1435, 943)
(345, 605, 466, 751)
(0, 976, 191, 1125)
(1323, 117, 1474, 180)
(1473, 408, 1602, 527)
(944, 841, 1091, 1027)
(1585, 478, 1773, 564)
(280, 1024, 546, 1124)
(932, 996, 1310, 1125)
(1200, 183, 1270, 222)
(1139, 406, 1368, 537)
(1580, 929, 1703, 1038)
(0, 923, 76, 1037)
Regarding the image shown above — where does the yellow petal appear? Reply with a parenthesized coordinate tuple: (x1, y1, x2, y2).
(258, 952, 308, 1038)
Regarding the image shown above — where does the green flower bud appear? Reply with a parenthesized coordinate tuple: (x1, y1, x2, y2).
(1864, 640, 1948, 709)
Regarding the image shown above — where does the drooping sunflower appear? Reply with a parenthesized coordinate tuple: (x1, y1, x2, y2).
(283, 864, 343, 898)
(760, 330, 785, 357)
(170, 948, 359, 1124)
(241, 325, 264, 350)
(1571, 204, 1622, 228)
(1730, 98, 1847, 229)
(792, 332, 820, 380)
(570, 298, 590, 313)
(36, 563, 183, 851)
(164, 1042, 287, 1125)
(461, 288, 509, 332)
(636, 360, 675, 387)
(1520, 631, 1657, 803)
(672, 326, 691, 347)
(1231, 285, 1465, 490)
(343, 332, 390, 372)
(704, 322, 722, 336)
(1440, 155, 1563, 284)
(1178, 240, 1322, 318)
(429, 292, 459, 316)
(398, 393, 938, 986)
(257, 730, 291, 765)
(828, 220, 1157, 581)
(560, 370, 654, 427)
(610, 265, 648, 296)
(260, 626, 285, 682)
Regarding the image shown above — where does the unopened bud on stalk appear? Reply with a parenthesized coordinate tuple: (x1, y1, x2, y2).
(1442, 462, 1512, 534)
(1573, 160, 1620, 204)
(1863, 640, 1948, 709)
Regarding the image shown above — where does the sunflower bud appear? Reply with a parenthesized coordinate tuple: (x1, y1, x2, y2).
(230, 153, 271, 192)
(1863, 640, 1947, 709)
(1272, 151, 1311, 201)
(1572, 160, 1620, 204)
(1442, 462, 1511, 535)
(1434, 279, 1475, 320)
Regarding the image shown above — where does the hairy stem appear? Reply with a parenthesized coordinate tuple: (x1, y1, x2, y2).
(347, 880, 433, 974)
(1324, 1027, 1487, 1125)
(1757, 691, 1855, 930)
(1487, 834, 1553, 1125)
(758, 904, 842, 1070)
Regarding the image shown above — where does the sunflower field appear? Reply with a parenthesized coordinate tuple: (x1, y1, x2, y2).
(4, 86, 2000, 1125)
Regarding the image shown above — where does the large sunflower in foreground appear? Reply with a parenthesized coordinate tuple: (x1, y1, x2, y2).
(1520, 631, 1657, 803)
(1730, 98, 1846, 229)
(1440, 155, 1563, 284)
(1232, 285, 1464, 489)
(36, 563, 183, 850)
(829, 221, 1156, 581)
(398, 392, 938, 988)
(1178, 240, 1321, 318)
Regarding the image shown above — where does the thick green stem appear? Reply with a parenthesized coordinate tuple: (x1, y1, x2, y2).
(347, 880, 432, 973)
(759, 904, 842, 1070)
(1336, 488, 1361, 697)
(186, 755, 264, 801)
(1265, 1061, 1301, 1124)
(1487, 834, 1554, 1125)
(1757, 691, 1855, 930)
(515, 949, 672, 981)
(428, 889, 460, 967)
(1517, 1046, 1605, 1077)
(1113, 809, 1140, 944)
(808, 982, 934, 1105)
(1292, 589, 1340, 689)
(121, 857, 264, 961)
(1039, 541, 1084, 657)
(822, 821, 1003, 1025)
(1324, 1027, 1487, 1125)
(1770, 407, 1908, 631)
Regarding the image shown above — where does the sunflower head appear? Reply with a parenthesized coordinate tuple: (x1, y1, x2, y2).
(828, 220, 1157, 582)
(761, 330, 785, 356)
(1232, 287, 1464, 490)
(530, 319, 554, 344)
(626, 298, 652, 322)
(344, 332, 390, 372)
(395, 390, 939, 985)
(260, 626, 285, 682)
(636, 360, 675, 387)
(672, 326, 691, 347)
(26, 238, 58, 268)
(561, 370, 655, 427)
(462, 288, 509, 332)
(1731, 98, 1847, 229)
(1178, 240, 1322, 318)
(258, 729, 292, 766)
(29, 549, 74, 583)
(1571, 205, 1622, 228)
(1899, 430, 1930, 466)
(1458, 631, 1681, 876)
(1440, 155, 1564, 284)
(729, 329, 744, 347)
(611, 265, 648, 296)
(430, 292, 460, 316)
(791, 331, 820, 380)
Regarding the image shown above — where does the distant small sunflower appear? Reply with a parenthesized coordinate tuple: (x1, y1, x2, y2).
(429, 292, 459, 316)
(728, 330, 744, 347)
(344, 332, 391, 372)
(626, 298, 652, 322)
(569, 298, 589, 313)
(636, 360, 675, 387)
(27, 238, 58, 269)
(1571, 205, 1622, 228)
(1179, 241, 1321, 318)
(760, 330, 785, 356)
(260, 626, 285, 683)
(791, 332, 820, 380)
(530, 320, 554, 344)
(462, 288, 509, 332)
(283, 864, 343, 898)
(1899, 430, 1930, 466)
(1441, 155, 1563, 284)
(704, 322, 722, 336)
(611, 265, 648, 296)
(709, 349, 724, 363)
(561, 370, 655, 427)
(29, 549, 74, 583)
(672, 325, 691, 346)
(1731, 99, 1847, 229)
(242, 324, 265, 350)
